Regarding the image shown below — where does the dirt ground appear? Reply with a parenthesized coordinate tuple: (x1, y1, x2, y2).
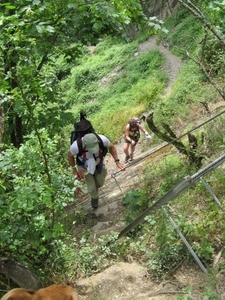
(69, 37, 225, 300)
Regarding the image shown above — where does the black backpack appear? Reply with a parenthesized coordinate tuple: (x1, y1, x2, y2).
(70, 112, 108, 157)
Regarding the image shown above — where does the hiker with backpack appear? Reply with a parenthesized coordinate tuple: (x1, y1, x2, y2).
(123, 116, 151, 163)
(68, 113, 125, 209)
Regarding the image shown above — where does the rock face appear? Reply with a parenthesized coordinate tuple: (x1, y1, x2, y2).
(143, 0, 180, 20)
(127, 1, 181, 39)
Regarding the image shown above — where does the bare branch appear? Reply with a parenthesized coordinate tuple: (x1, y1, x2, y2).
(183, 51, 225, 100)
(177, 0, 225, 45)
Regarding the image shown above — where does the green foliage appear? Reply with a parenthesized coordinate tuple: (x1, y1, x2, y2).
(169, 63, 206, 104)
(1, 0, 225, 286)
(94, 36, 136, 54)
(147, 16, 169, 35)
(61, 38, 138, 107)
(203, 35, 225, 77)
(153, 60, 218, 124)
(158, 10, 203, 56)
(202, 114, 225, 155)
(117, 50, 166, 89)
(177, 285, 218, 300)
(203, 0, 225, 35)
(0, 0, 149, 146)
(147, 243, 185, 280)
(142, 154, 194, 198)
(0, 130, 75, 275)
(47, 44, 88, 81)
(136, 147, 225, 277)
(192, 238, 214, 262)
(190, 202, 224, 260)
(61, 36, 167, 141)
(47, 232, 121, 279)
(122, 190, 149, 224)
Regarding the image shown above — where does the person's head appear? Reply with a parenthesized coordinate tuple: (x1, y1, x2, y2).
(83, 133, 99, 154)
(129, 117, 141, 127)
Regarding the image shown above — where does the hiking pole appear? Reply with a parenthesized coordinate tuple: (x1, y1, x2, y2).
(162, 206, 208, 274)
(111, 172, 125, 197)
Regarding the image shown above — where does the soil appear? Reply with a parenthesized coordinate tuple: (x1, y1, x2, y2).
(69, 36, 225, 300)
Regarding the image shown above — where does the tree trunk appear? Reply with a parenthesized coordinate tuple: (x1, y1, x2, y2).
(146, 112, 203, 168)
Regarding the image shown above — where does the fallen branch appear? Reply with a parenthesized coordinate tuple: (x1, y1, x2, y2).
(137, 289, 188, 298)
(213, 247, 224, 267)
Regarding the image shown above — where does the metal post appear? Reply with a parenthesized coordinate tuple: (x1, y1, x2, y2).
(200, 177, 223, 208)
(111, 173, 125, 196)
(162, 207, 208, 274)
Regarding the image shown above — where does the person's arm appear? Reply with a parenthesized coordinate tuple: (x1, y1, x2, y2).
(108, 143, 125, 171)
(138, 124, 147, 134)
(138, 124, 151, 139)
(68, 151, 84, 180)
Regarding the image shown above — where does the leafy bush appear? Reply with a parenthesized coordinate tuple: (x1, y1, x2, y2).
(203, 35, 225, 77)
(122, 190, 149, 224)
(0, 130, 75, 278)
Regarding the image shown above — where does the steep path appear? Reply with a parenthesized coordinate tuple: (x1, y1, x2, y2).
(75, 35, 182, 234)
(137, 36, 182, 96)
(71, 37, 224, 300)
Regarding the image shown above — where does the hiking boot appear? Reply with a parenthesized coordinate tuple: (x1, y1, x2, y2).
(130, 153, 134, 161)
(124, 154, 130, 163)
(91, 197, 99, 209)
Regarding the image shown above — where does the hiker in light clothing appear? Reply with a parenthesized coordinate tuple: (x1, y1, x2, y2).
(68, 133, 125, 209)
(123, 117, 151, 163)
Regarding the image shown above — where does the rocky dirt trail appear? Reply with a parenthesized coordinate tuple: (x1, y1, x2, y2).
(70, 37, 224, 300)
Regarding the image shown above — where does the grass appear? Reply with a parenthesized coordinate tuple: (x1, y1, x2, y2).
(61, 35, 169, 141)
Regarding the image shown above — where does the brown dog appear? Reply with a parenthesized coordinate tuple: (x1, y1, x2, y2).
(1, 284, 79, 300)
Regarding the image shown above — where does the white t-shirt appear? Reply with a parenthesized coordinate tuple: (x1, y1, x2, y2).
(70, 134, 110, 171)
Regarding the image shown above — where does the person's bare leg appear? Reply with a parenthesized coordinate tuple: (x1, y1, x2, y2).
(130, 144, 136, 160)
(123, 142, 130, 162)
